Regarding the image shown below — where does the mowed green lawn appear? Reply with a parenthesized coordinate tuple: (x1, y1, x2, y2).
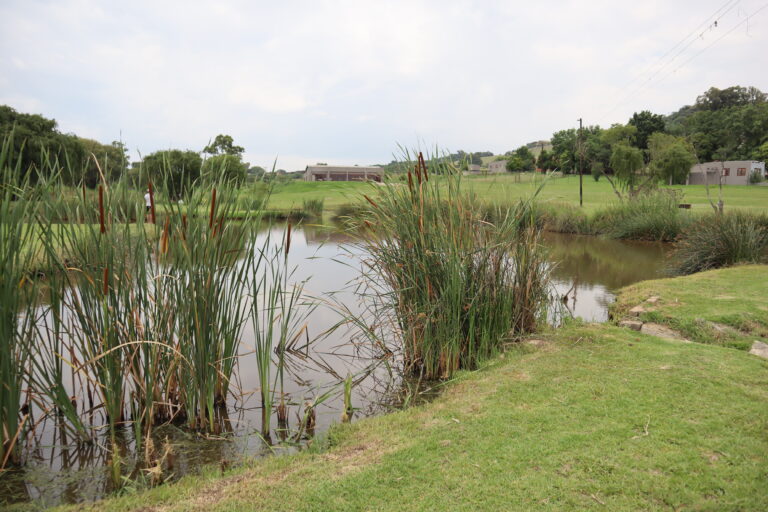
(54, 320, 768, 511)
(263, 174, 768, 215)
(612, 265, 768, 350)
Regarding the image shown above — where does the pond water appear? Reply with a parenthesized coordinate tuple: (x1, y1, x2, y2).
(0, 226, 670, 507)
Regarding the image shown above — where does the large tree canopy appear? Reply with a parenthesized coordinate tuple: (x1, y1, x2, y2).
(142, 150, 202, 199)
(203, 134, 244, 156)
(666, 86, 768, 161)
(628, 110, 665, 150)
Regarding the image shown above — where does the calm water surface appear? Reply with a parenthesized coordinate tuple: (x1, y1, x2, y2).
(1, 226, 669, 507)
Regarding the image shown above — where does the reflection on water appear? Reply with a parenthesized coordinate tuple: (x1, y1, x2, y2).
(1, 225, 668, 507)
(545, 232, 670, 322)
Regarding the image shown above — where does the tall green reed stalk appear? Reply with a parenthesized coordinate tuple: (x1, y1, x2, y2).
(248, 224, 312, 438)
(0, 135, 40, 468)
(352, 152, 550, 379)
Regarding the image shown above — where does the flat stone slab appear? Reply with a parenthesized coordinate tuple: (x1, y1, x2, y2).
(629, 306, 646, 316)
(645, 296, 660, 304)
(640, 323, 690, 342)
(619, 320, 643, 331)
(749, 341, 768, 359)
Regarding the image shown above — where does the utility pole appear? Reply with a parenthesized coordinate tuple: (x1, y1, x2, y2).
(578, 118, 583, 207)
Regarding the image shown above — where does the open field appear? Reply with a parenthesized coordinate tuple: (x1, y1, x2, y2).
(612, 264, 768, 350)
(49, 314, 768, 511)
(262, 174, 768, 215)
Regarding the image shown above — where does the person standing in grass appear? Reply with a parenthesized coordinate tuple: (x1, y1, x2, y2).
(144, 188, 152, 213)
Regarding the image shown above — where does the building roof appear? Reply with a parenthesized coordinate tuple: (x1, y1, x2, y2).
(305, 165, 383, 173)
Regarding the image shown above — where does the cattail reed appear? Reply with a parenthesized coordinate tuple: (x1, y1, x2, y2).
(148, 180, 156, 224)
(98, 185, 106, 234)
(350, 150, 550, 379)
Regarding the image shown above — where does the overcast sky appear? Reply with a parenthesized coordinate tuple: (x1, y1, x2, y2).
(1, 0, 766, 170)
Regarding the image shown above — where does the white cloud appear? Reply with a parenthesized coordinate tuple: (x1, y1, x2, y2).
(0, 0, 766, 166)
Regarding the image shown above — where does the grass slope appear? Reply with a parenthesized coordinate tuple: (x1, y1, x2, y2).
(612, 264, 768, 350)
(262, 175, 768, 216)
(57, 322, 768, 511)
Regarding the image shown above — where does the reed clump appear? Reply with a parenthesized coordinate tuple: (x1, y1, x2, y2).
(592, 190, 690, 242)
(669, 211, 768, 275)
(301, 198, 324, 217)
(0, 136, 314, 478)
(353, 152, 550, 380)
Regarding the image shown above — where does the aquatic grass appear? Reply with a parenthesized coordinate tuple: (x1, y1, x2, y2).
(669, 211, 768, 275)
(301, 198, 324, 217)
(351, 152, 550, 379)
(592, 190, 690, 242)
(0, 135, 41, 468)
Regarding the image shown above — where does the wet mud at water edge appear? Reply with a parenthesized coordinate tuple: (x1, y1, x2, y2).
(0, 226, 668, 507)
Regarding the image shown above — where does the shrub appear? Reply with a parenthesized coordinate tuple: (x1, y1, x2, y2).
(748, 169, 764, 184)
(669, 212, 768, 275)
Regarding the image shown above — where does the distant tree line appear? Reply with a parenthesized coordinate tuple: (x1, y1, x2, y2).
(510, 85, 767, 198)
(0, 105, 257, 196)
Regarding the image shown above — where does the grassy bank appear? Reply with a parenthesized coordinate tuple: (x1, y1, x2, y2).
(261, 174, 768, 216)
(612, 264, 768, 350)
(47, 319, 768, 511)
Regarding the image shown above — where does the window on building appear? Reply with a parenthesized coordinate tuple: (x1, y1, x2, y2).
(723, 168, 730, 176)
(737, 168, 747, 176)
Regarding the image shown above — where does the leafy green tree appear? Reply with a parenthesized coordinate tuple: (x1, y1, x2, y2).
(203, 134, 244, 156)
(537, 149, 554, 170)
(505, 155, 524, 172)
(201, 154, 248, 186)
(694, 86, 766, 111)
(142, 150, 202, 199)
(607, 143, 646, 198)
(0, 105, 86, 182)
(754, 141, 768, 161)
(666, 86, 768, 161)
(550, 129, 577, 173)
(628, 110, 665, 150)
(75, 138, 129, 187)
(648, 133, 696, 185)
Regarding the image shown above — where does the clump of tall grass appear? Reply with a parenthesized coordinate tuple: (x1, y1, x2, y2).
(669, 212, 768, 275)
(534, 202, 592, 234)
(352, 152, 550, 379)
(302, 198, 324, 217)
(593, 190, 689, 242)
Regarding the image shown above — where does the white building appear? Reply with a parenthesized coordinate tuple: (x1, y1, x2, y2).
(687, 161, 765, 185)
(304, 165, 383, 182)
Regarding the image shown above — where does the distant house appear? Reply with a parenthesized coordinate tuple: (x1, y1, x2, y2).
(467, 164, 482, 173)
(488, 160, 507, 174)
(687, 161, 765, 185)
(304, 165, 383, 182)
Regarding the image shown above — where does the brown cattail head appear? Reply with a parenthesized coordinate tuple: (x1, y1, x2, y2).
(161, 218, 170, 254)
(148, 181, 156, 225)
(98, 185, 106, 234)
(415, 164, 422, 185)
(286, 222, 292, 256)
(407, 167, 414, 192)
(102, 266, 109, 295)
(209, 188, 217, 230)
(364, 194, 379, 209)
(418, 152, 429, 182)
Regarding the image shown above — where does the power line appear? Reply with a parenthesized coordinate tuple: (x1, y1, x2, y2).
(653, 2, 768, 86)
(611, 0, 738, 97)
(599, 0, 747, 122)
